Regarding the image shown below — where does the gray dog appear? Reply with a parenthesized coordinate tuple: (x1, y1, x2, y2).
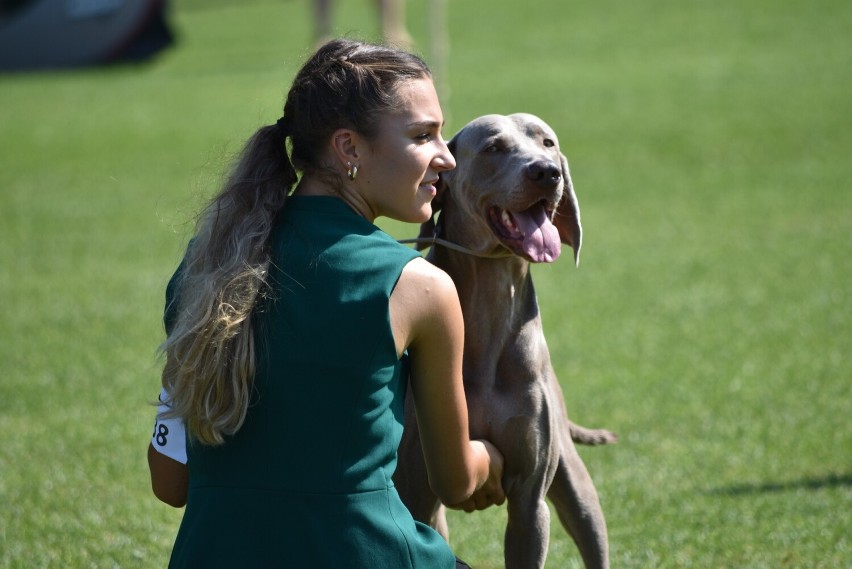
(395, 113, 616, 569)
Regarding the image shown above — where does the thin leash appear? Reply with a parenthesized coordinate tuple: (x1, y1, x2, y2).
(398, 236, 514, 259)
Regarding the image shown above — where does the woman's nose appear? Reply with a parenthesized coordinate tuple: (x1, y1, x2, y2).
(435, 138, 456, 171)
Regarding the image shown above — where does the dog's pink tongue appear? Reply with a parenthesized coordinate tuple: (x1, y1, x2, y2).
(514, 205, 562, 263)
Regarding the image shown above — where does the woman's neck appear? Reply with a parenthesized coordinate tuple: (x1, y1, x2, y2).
(294, 175, 376, 222)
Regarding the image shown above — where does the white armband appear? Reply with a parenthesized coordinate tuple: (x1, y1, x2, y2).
(151, 388, 187, 464)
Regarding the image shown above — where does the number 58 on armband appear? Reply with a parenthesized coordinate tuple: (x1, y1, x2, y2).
(151, 388, 187, 465)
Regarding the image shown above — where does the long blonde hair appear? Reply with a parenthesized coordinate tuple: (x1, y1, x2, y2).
(160, 124, 294, 445)
(161, 39, 431, 445)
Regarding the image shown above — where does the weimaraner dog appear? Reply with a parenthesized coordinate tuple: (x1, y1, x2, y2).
(394, 113, 616, 568)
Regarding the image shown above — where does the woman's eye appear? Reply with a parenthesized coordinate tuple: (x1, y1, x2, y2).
(416, 133, 433, 142)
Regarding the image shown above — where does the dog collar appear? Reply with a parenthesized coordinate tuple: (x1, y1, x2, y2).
(398, 236, 514, 259)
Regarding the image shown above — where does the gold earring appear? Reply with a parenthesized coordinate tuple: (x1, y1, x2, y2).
(347, 162, 359, 181)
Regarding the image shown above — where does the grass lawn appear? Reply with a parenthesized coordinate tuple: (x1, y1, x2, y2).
(1, 0, 849, 567)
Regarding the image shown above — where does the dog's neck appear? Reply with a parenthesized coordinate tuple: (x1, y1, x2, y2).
(418, 205, 556, 392)
(428, 240, 543, 361)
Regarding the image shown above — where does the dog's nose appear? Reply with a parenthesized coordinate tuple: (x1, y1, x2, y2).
(526, 161, 561, 189)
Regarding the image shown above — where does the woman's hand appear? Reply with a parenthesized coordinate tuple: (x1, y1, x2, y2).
(448, 439, 505, 512)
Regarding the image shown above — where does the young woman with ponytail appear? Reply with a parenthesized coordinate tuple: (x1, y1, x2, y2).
(146, 38, 504, 568)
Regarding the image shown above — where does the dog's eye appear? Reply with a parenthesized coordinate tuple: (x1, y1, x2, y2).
(485, 144, 500, 153)
(543, 139, 555, 148)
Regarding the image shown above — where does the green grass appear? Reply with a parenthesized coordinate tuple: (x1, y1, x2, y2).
(1, 0, 850, 567)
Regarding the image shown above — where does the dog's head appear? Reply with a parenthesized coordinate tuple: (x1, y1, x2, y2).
(421, 113, 582, 265)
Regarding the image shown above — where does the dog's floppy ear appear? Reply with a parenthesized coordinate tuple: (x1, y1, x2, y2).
(555, 153, 582, 266)
(416, 137, 456, 250)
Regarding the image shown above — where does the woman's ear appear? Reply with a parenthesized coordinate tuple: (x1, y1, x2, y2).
(330, 128, 360, 168)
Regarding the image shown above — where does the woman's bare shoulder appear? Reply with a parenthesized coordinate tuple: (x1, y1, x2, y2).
(396, 257, 458, 309)
(390, 256, 462, 355)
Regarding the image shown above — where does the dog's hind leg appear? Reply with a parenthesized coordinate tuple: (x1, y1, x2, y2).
(547, 439, 609, 569)
(394, 397, 447, 539)
(432, 503, 448, 539)
(395, 439, 447, 538)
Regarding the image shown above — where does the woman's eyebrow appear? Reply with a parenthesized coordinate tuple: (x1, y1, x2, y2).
(407, 120, 444, 129)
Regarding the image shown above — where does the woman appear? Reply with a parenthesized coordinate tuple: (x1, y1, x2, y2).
(147, 38, 505, 567)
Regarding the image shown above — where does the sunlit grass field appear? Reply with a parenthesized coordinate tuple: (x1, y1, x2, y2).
(1, 0, 849, 567)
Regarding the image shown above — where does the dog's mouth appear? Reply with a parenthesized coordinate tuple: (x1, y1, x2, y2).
(488, 201, 562, 263)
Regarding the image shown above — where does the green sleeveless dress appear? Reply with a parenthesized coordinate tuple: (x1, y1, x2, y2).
(167, 196, 456, 568)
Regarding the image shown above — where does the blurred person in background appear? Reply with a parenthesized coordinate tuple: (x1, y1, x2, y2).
(313, 0, 413, 48)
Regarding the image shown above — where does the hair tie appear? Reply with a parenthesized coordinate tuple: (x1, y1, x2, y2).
(275, 117, 289, 136)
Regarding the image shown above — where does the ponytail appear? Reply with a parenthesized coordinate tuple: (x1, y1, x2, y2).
(161, 122, 295, 445)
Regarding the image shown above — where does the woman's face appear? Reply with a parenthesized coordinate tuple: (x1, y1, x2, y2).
(357, 77, 455, 223)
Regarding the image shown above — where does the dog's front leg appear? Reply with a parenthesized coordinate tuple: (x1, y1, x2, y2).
(504, 483, 552, 569)
(497, 400, 560, 569)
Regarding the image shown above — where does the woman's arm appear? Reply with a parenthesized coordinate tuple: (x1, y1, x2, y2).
(390, 257, 504, 509)
(148, 386, 189, 507)
(147, 443, 188, 507)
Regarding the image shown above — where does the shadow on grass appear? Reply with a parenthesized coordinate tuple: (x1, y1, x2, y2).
(707, 473, 852, 496)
